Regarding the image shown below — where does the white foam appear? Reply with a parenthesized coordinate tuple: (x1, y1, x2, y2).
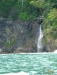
(53, 50, 57, 53)
(0, 72, 29, 75)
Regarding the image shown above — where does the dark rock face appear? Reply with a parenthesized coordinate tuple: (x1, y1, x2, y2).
(0, 18, 38, 53)
(0, 18, 6, 48)
(0, 17, 56, 53)
(0, 18, 21, 52)
(46, 40, 57, 52)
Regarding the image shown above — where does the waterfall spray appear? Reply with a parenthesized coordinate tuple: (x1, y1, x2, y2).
(37, 25, 43, 52)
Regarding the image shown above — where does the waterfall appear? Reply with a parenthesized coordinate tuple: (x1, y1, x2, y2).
(37, 25, 43, 52)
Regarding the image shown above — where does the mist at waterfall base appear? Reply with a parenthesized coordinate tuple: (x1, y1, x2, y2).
(37, 25, 43, 52)
(0, 53, 57, 75)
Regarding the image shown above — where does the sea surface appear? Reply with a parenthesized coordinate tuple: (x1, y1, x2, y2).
(0, 53, 57, 75)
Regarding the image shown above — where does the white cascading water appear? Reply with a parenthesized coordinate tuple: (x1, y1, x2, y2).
(37, 25, 43, 52)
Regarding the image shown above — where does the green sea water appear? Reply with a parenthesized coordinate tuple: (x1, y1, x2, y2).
(0, 53, 57, 75)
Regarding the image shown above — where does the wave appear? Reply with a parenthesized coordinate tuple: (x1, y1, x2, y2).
(53, 50, 57, 53)
(0, 72, 29, 75)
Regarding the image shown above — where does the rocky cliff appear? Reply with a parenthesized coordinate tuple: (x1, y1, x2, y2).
(0, 17, 57, 53)
(0, 17, 39, 53)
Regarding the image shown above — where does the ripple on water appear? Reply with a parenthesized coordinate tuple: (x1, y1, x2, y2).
(0, 53, 57, 74)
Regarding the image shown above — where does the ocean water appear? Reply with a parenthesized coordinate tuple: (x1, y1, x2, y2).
(0, 53, 57, 75)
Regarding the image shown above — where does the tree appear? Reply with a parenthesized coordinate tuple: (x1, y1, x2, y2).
(44, 8, 57, 39)
(48, 8, 57, 21)
(30, 0, 50, 9)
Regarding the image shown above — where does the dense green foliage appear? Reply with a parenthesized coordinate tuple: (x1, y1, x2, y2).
(30, 0, 57, 40)
(0, 0, 57, 40)
(43, 8, 57, 39)
(0, 0, 38, 20)
(30, 0, 50, 9)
